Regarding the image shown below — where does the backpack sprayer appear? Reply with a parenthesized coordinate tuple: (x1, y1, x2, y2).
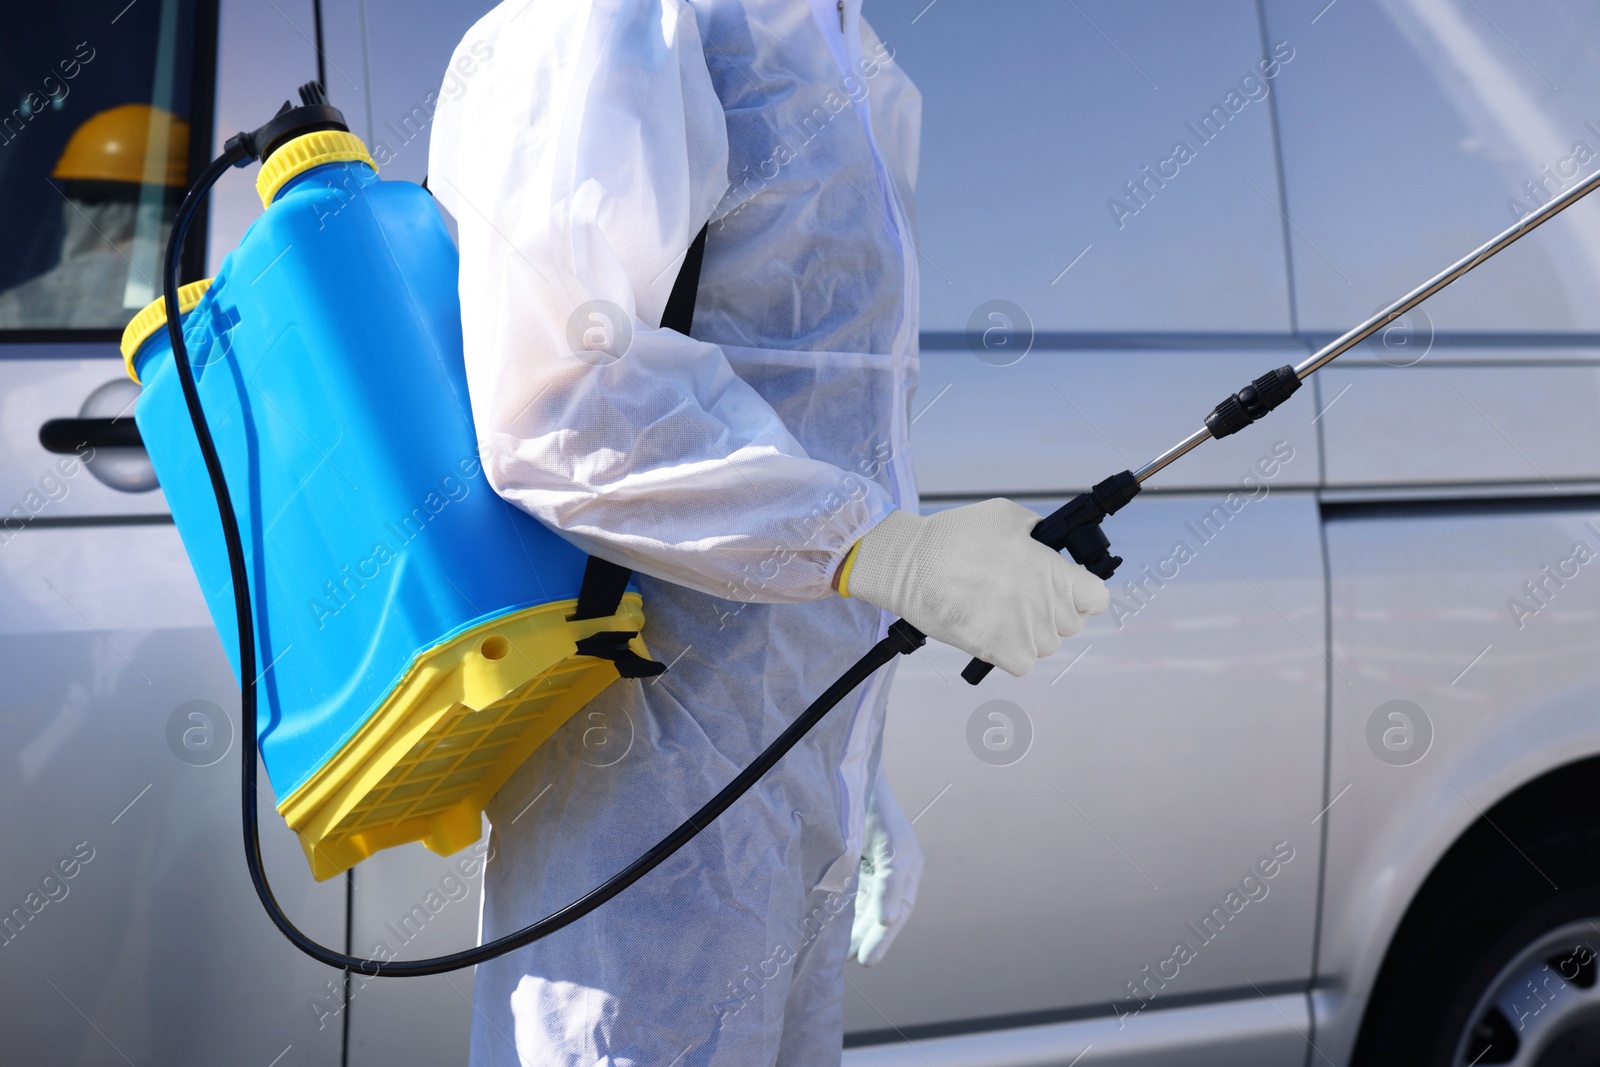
(127, 84, 1600, 976)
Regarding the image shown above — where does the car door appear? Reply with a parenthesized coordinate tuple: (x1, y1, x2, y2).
(1260, 0, 1600, 1061)
(0, 3, 347, 1063)
(842, 2, 1325, 1063)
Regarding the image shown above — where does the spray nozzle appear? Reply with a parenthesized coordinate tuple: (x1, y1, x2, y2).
(298, 81, 331, 107)
(223, 82, 350, 167)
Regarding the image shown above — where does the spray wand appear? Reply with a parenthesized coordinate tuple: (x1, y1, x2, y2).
(959, 164, 1600, 683)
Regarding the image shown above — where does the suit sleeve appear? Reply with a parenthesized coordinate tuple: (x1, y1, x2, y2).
(428, 0, 894, 604)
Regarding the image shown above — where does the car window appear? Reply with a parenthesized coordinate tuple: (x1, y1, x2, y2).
(0, 0, 209, 334)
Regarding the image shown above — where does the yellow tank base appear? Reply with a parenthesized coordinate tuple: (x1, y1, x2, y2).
(276, 595, 648, 881)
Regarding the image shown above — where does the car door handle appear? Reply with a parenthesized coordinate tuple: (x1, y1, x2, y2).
(38, 417, 144, 453)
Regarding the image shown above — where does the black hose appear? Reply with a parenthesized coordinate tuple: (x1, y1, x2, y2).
(161, 146, 925, 976)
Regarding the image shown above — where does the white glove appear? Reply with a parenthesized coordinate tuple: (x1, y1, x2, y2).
(851, 767, 924, 967)
(843, 499, 1109, 677)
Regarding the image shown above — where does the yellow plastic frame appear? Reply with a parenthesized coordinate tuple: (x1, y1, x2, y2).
(277, 595, 647, 881)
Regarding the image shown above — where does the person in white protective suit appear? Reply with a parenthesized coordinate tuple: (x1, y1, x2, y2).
(427, 2, 1108, 1064)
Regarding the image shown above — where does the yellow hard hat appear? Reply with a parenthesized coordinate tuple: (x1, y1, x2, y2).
(52, 104, 190, 188)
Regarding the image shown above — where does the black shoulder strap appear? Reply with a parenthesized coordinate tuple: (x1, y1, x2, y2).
(571, 556, 634, 622)
(569, 224, 707, 679)
(571, 556, 666, 678)
(661, 223, 709, 335)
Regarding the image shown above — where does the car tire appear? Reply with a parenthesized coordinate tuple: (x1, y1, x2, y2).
(1354, 815, 1600, 1066)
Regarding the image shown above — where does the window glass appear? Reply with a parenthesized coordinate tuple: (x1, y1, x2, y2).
(0, 0, 204, 333)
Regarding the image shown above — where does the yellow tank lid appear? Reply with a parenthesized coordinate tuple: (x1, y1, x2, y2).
(256, 129, 376, 208)
(120, 279, 214, 383)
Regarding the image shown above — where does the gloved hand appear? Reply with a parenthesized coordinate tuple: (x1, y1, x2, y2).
(841, 499, 1110, 677)
(851, 767, 924, 967)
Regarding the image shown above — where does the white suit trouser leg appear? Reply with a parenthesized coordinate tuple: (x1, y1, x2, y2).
(468, 578, 889, 1067)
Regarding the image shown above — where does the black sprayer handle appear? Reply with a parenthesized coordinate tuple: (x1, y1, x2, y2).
(957, 363, 1302, 684)
(960, 470, 1141, 685)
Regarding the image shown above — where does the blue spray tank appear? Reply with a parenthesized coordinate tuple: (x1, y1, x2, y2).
(134, 84, 926, 976)
(123, 88, 662, 882)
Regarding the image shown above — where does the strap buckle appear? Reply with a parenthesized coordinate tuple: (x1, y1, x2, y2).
(574, 631, 667, 679)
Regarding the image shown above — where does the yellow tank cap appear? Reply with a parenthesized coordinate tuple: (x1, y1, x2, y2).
(256, 129, 376, 208)
(120, 279, 214, 384)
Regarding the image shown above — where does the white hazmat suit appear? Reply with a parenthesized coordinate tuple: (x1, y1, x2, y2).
(428, 1, 923, 1063)
(0, 199, 169, 329)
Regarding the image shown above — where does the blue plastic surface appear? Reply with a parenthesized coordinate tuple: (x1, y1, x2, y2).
(132, 159, 595, 799)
